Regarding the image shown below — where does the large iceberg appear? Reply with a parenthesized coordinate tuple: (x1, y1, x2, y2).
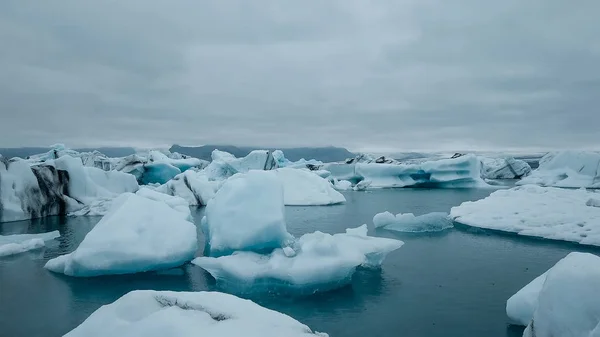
(63, 290, 327, 337)
(323, 154, 488, 189)
(193, 225, 403, 295)
(450, 185, 600, 246)
(202, 170, 291, 257)
(0, 231, 60, 257)
(45, 193, 197, 276)
(114, 150, 208, 185)
(274, 168, 345, 206)
(507, 252, 600, 337)
(154, 170, 217, 206)
(479, 157, 532, 179)
(373, 211, 453, 233)
(518, 151, 600, 188)
(203, 150, 277, 180)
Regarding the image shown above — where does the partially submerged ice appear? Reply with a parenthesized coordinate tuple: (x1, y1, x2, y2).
(450, 185, 600, 246)
(115, 150, 208, 185)
(0, 231, 60, 257)
(193, 225, 403, 295)
(479, 157, 532, 179)
(507, 252, 600, 337)
(45, 193, 197, 276)
(63, 290, 328, 337)
(373, 211, 453, 233)
(518, 151, 600, 188)
(323, 154, 488, 189)
(274, 168, 345, 206)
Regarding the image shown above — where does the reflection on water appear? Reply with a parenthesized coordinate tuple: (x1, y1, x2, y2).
(1, 188, 599, 337)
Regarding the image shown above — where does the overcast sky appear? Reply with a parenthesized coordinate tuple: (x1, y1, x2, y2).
(1, 1, 599, 152)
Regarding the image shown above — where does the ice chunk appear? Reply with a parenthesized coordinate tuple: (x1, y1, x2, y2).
(518, 151, 600, 188)
(135, 187, 191, 216)
(141, 162, 182, 185)
(193, 225, 403, 294)
(154, 170, 216, 206)
(451, 185, 600, 246)
(587, 197, 600, 208)
(202, 170, 291, 257)
(332, 179, 352, 191)
(0, 231, 60, 257)
(354, 180, 372, 191)
(203, 150, 278, 180)
(507, 253, 600, 337)
(274, 168, 345, 206)
(479, 157, 532, 179)
(45, 193, 197, 276)
(63, 290, 327, 337)
(373, 211, 453, 232)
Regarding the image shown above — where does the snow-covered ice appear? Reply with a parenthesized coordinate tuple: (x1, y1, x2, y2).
(193, 225, 403, 294)
(518, 151, 600, 188)
(479, 157, 532, 179)
(63, 290, 327, 337)
(450, 185, 600, 246)
(373, 211, 453, 232)
(274, 168, 345, 206)
(0, 231, 60, 257)
(202, 170, 291, 257)
(45, 193, 197, 276)
(506, 252, 600, 337)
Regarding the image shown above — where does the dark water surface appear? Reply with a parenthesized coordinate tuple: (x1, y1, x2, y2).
(1, 188, 599, 337)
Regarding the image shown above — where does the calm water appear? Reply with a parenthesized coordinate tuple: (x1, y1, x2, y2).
(1, 188, 599, 337)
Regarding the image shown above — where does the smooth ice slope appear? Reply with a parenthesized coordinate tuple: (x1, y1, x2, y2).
(373, 211, 453, 232)
(274, 168, 345, 206)
(202, 170, 291, 257)
(518, 151, 600, 188)
(193, 225, 403, 294)
(45, 193, 197, 276)
(451, 185, 600, 246)
(0, 231, 60, 257)
(63, 290, 327, 337)
(480, 157, 532, 179)
(507, 252, 600, 337)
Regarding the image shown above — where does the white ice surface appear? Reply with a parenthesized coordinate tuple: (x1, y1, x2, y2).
(506, 272, 547, 326)
(45, 193, 197, 276)
(0, 231, 60, 257)
(518, 151, 600, 188)
(203, 150, 277, 180)
(63, 290, 327, 337)
(373, 211, 453, 232)
(332, 179, 352, 191)
(479, 157, 532, 179)
(202, 170, 291, 257)
(155, 170, 216, 206)
(451, 185, 600, 246)
(274, 168, 345, 206)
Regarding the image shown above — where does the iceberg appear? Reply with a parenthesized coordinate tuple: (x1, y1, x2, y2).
(274, 168, 345, 206)
(202, 170, 291, 257)
(588, 198, 600, 208)
(154, 170, 217, 206)
(373, 211, 453, 232)
(450, 185, 600, 246)
(272, 150, 323, 169)
(324, 154, 488, 189)
(0, 231, 60, 257)
(114, 151, 208, 185)
(479, 157, 532, 179)
(332, 179, 353, 191)
(203, 150, 277, 180)
(45, 193, 197, 276)
(63, 290, 327, 337)
(517, 151, 600, 188)
(507, 252, 600, 337)
(193, 225, 403, 295)
(135, 187, 192, 217)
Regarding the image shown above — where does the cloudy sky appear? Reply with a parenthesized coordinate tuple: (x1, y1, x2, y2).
(1, 1, 599, 152)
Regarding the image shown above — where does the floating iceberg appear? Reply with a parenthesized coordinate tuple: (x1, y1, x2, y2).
(332, 179, 353, 191)
(324, 154, 488, 189)
(45, 193, 197, 276)
(203, 150, 277, 180)
(63, 290, 327, 337)
(507, 252, 600, 337)
(479, 157, 532, 179)
(588, 198, 600, 208)
(0, 231, 60, 257)
(451, 185, 600, 246)
(154, 170, 217, 206)
(135, 187, 191, 217)
(373, 211, 453, 232)
(272, 150, 324, 170)
(114, 150, 208, 185)
(193, 225, 403, 295)
(274, 168, 345, 206)
(518, 151, 600, 188)
(202, 170, 291, 257)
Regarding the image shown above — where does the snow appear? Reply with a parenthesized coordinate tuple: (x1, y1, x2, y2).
(518, 151, 600, 188)
(451, 185, 600, 246)
(274, 168, 345, 206)
(154, 170, 217, 206)
(0, 231, 60, 257)
(193, 225, 403, 294)
(324, 154, 488, 189)
(506, 252, 600, 337)
(373, 211, 453, 232)
(63, 290, 327, 337)
(45, 193, 197, 276)
(479, 157, 532, 179)
(202, 170, 291, 257)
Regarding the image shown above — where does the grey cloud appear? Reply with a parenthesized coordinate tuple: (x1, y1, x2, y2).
(0, 0, 599, 152)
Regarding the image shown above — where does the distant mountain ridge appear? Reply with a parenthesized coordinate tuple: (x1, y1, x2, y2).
(170, 145, 355, 162)
(0, 147, 137, 159)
